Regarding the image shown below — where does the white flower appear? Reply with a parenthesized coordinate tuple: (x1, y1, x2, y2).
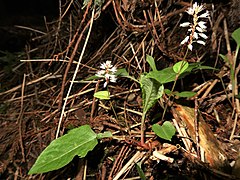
(109, 74, 117, 82)
(193, 32, 198, 39)
(180, 36, 189, 45)
(180, 22, 191, 27)
(199, 33, 208, 39)
(199, 11, 209, 18)
(198, 21, 207, 29)
(96, 61, 117, 87)
(96, 70, 105, 77)
(180, 2, 209, 51)
(196, 40, 206, 45)
(188, 44, 193, 51)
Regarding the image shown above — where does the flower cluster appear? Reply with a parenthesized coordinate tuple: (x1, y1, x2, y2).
(96, 61, 117, 87)
(180, 2, 209, 51)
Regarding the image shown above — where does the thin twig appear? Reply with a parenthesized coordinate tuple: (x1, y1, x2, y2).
(113, 151, 145, 180)
(58, 1, 92, 110)
(0, 73, 53, 96)
(17, 74, 27, 162)
(56, 8, 95, 138)
(194, 98, 200, 158)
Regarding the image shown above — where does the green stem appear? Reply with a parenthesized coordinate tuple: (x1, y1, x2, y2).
(161, 49, 189, 121)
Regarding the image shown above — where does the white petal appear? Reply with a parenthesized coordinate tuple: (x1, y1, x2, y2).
(180, 22, 191, 27)
(196, 40, 206, 45)
(199, 33, 208, 39)
(198, 21, 207, 29)
(188, 44, 193, 51)
(199, 11, 209, 18)
(96, 70, 105, 76)
(192, 2, 198, 11)
(105, 73, 110, 80)
(193, 32, 198, 39)
(103, 81, 108, 88)
(228, 83, 232, 90)
(109, 75, 117, 83)
(110, 66, 117, 73)
(196, 26, 204, 32)
(105, 61, 112, 68)
(186, 7, 194, 15)
(100, 62, 106, 69)
(196, 4, 204, 14)
(180, 36, 189, 45)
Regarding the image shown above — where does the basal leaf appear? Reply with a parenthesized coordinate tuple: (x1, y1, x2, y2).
(173, 61, 189, 74)
(94, 91, 110, 100)
(152, 121, 176, 141)
(232, 27, 240, 47)
(146, 55, 157, 71)
(28, 125, 98, 174)
(140, 75, 164, 114)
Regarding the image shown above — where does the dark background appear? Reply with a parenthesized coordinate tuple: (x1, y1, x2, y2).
(0, 0, 59, 52)
(0, 0, 59, 24)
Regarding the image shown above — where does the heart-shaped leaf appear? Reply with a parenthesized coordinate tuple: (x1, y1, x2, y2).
(152, 121, 176, 141)
(173, 61, 189, 74)
(146, 62, 209, 84)
(232, 27, 240, 47)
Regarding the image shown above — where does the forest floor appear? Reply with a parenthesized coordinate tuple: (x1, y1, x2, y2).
(0, 0, 240, 179)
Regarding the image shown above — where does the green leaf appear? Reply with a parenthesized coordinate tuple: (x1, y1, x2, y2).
(175, 91, 197, 98)
(28, 125, 98, 174)
(219, 54, 229, 64)
(115, 68, 138, 82)
(115, 68, 129, 77)
(152, 121, 176, 141)
(146, 67, 177, 84)
(146, 55, 157, 71)
(86, 75, 100, 81)
(146, 62, 208, 84)
(164, 89, 171, 95)
(196, 65, 217, 70)
(173, 61, 189, 74)
(94, 91, 110, 100)
(235, 94, 240, 99)
(140, 75, 164, 114)
(232, 27, 240, 47)
(97, 131, 112, 139)
(136, 162, 146, 180)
